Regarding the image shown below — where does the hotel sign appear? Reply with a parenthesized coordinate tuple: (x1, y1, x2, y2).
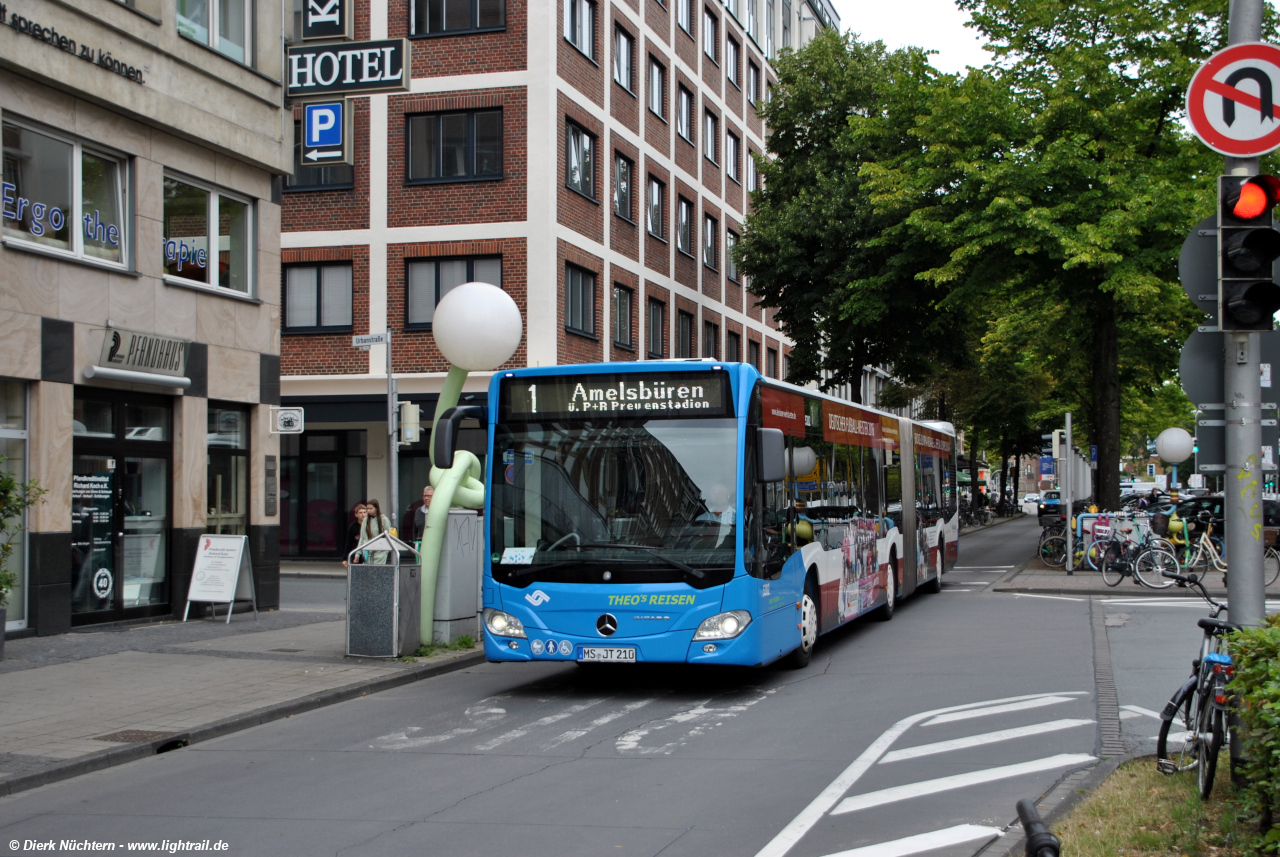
(302, 0, 352, 40)
(99, 329, 190, 378)
(286, 39, 408, 98)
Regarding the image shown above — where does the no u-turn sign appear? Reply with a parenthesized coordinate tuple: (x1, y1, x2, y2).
(1188, 42, 1280, 156)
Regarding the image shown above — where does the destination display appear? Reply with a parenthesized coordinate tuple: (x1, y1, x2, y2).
(503, 373, 732, 420)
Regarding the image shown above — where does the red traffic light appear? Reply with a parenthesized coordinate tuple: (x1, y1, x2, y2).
(1225, 175, 1280, 221)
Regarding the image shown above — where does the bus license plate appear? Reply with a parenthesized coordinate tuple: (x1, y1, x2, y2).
(577, 646, 636, 663)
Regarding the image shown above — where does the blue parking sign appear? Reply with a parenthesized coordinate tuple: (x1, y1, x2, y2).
(305, 102, 344, 147)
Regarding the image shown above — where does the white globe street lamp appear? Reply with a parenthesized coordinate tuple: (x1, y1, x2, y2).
(1155, 427, 1194, 463)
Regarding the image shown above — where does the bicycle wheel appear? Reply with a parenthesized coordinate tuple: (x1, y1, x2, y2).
(1264, 547, 1280, 587)
(1100, 542, 1125, 586)
(1197, 703, 1222, 799)
(1135, 547, 1179, 589)
(1157, 686, 1199, 774)
(1086, 538, 1110, 571)
(1040, 535, 1067, 567)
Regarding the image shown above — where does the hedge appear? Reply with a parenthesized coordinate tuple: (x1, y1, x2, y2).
(1229, 612, 1280, 852)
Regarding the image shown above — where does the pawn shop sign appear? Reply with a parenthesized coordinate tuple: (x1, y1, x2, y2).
(1188, 42, 1280, 157)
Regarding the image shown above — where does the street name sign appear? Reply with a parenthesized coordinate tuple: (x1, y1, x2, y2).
(302, 100, 351, 165)
(1187, 42, 1280, 156)
(286, 39, 408, 98)
(352, 332, 389, 352)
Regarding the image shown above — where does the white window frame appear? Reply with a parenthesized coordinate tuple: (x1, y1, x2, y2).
(726, 37, 739, 86)
(676, 197, 693, 255)
(647, 176, 664, 238)
(677, 0, 692, 34)
(162, 173, 256, 298)
(564, 0, 595, 59)
(177, 0, 253, 64)
(1, 118, 130, 271)
(704, 111, 718, 163)
(703, 8, 717, 61)
(726, 131, 739, 181)
(566, 122, 595, 199)
(677, 86, 693, 141)
(648, 57, 666, 118)
(765, 0, 774, 57)
(614, 26, 633, 91)
(748, 61, 760, 104)
(727, 230, 739, 281)
(746, 148, 757, 191)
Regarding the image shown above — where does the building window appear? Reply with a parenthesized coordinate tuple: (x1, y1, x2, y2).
(766, 0, 774, 57)
(647, 176, 665, 238)
(748, 61, 760, 104)
(614, 154, 633, 221)
(726, 131, 740, 181)
(406, 110, 502, 183)
(782, 0, 790, 49)
(676, 310, 694, 358)
(2, 120, 129, 268)
(766, 347, 778, 378)
(703, 8, 718, 61)
(726, 230, 739, 281)
(566, 265, 596, 335)
(746, 148, 757, 191)
(703, 321, 719, 358)
(1, 380, 28, 631)
(177, 0, 251, 63)
(648, 57, 666, 118)
(726, 37, 739, 86)
(406, 257, 501, 328)
(726, 330, 741, 362)
(207, 404, 249, 536)
(614, 27, 634, 90)
(748, 338, 760, 369)
(704, 111, 718, 163)
(612, 285, 633, 348)
(677, 0, 692, 34)
(725, 0, 738, 18)
(566, 123, 596, 199)
(285, 264, 353, 332)
(412, 0, 505, 35)
(677, 86, 693, 141)
(286, 120, 354, 191)
(703, 214, 717, 269)
(647, 299, 665, 357)
(747, 0, 757, 36)
(676, 197, 693, 256)
(565, 0, 595, 59)
(163, 175, 252, 294)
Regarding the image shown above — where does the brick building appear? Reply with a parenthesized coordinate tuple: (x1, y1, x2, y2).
(279, 0, 839, 557)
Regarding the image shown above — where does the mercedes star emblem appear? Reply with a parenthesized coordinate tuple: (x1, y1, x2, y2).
(596, 614, 618, 636)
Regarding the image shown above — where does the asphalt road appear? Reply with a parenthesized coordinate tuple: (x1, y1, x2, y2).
(1, 520, 1106, 857)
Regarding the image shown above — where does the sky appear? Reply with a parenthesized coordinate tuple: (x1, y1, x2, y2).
(830, 0, 991, 75)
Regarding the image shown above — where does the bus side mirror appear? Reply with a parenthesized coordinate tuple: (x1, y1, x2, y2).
(757, 428, 786, 483)
(433, 405, 487, 469)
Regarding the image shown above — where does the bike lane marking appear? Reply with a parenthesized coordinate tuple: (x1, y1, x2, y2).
(878, 719, 1094, 763)
(816, 824, 1004, 857)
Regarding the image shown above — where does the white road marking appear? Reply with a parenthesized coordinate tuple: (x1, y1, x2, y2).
(751, 692, 1086, 857)
(816, 824, 1003, 857)
(831, 754, 1096, 815)
(924, 696, 1078, 726)
(1101, 598, 1280, 608)
(941, 589, 974, 592)
(956, 566, 1015, 569)
(1121, 705, 1163, 720)
(878, 719, 1094, 763)
(617, 689, 775, 754)
(371, 700, 508, 749)
(1009, 593, 1086, 602)
(474, 699, 608, 751)
(542, 699, 655, 749)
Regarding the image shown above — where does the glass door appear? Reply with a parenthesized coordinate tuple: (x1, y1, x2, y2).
(122, 457, 168, 608)
(72, 455, 117, 616)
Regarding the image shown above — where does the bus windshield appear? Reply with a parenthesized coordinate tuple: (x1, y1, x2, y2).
(489, 417, 739, 587)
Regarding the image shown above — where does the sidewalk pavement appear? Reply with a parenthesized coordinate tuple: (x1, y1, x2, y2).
(0, 604, 483, 798)
(992, 555, 1280, 598)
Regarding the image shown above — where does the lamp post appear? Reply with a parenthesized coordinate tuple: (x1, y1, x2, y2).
(418, 282, 523, 645)
(1155, 427, 1195, 497)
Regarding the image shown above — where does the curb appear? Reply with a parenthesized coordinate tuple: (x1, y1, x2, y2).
(0, 649, 487, 799)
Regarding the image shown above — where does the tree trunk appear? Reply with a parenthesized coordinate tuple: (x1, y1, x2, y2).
(937, 389, 948, 423)
(1091, 295, 1122, 510)
(847, 339, 869, 404)
(998, 432, 1009, 503)
(1014, 452, 1022, 500)
(969, 427, 982, 506)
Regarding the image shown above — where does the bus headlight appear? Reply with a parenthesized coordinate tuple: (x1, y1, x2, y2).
(693, 610, 752, 641)
(484, 608, 527, 639)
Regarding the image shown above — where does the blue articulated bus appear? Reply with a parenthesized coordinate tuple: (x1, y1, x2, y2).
(434, 361, 958, 668)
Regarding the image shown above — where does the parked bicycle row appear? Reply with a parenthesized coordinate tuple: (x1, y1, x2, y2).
(958, 495, 1024, 530)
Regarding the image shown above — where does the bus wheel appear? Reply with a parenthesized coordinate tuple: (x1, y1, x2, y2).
(924, 540, 943, 594)
(787, 576, 818, 669)
(877, 553, 897, 621)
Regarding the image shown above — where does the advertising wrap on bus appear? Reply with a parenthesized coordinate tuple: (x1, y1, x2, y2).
(476, 362, 958, 668)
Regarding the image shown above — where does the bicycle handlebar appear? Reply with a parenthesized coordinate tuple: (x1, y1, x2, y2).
(1016, 799, 1061, 857)
(1160, 568, 1227, 615)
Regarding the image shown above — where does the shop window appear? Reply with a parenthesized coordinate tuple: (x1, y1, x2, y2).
(2, 120, 128, 267)
(286, 121, 354, 191)
(407, 110, 502, 183)
(405, 256, 501, 328)
(0, 380, 28, 630)
(177, 0, 251, 64)
(208, 404, 248, 535)
(162, 175, 253, 295)
(566, 265, 596, 335)
(412, 0, 505, 35)
(566, 122, 596, 199)
(285, 264, 354, 332)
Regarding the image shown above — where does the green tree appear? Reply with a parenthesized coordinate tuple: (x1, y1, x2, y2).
(0, 459, 43, 609)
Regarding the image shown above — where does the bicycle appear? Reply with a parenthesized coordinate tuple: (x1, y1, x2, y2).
(1016, 798, 1060, 857)
(1099, 514, 1179, 587)
(1155, 569, 1237, 800)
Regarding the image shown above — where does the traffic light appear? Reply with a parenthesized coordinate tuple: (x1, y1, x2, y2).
(1218, 175, 1280, 331)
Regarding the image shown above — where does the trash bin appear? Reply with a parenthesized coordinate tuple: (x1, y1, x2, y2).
(347, 533, 421, 658)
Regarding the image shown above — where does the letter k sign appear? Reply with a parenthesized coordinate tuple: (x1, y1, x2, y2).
(308, 0, 340, 24)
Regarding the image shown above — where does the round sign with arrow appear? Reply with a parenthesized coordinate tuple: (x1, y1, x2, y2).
(1188, 42, 1280, 156)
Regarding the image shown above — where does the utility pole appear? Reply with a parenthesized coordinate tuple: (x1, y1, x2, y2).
(1223, 0, 1268, 630)
(386, 333, 398, 536)
(1065, 413, 1074, 575)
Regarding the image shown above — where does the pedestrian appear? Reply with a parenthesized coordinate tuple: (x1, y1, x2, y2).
(342, 501, 366, 569)
(402, 484, 434, 544)
(412, 485, 435, 547)
(360, 498, 392, 564)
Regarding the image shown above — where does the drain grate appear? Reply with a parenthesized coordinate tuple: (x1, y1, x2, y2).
(270, 648, 305, 653)
(94, 730, 181, 744)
